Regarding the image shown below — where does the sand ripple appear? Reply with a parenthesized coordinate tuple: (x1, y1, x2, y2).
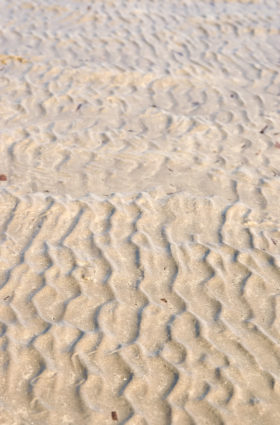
(0, 0, 280, 424)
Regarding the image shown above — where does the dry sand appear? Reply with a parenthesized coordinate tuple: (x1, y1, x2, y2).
(0, 0, 280, 424)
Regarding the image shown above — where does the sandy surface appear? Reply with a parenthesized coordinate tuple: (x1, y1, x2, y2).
(0, 0, 280, 424)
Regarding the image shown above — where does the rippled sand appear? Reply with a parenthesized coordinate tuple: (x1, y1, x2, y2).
(0, 0, 280, 424)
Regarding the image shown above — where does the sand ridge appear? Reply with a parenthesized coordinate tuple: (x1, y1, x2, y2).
(0, 0, 280, 424)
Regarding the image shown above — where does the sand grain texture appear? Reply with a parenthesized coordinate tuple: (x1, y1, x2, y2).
(0, 0, 280, 424)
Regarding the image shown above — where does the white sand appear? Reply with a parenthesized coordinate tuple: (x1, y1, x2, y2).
(0, 0, 280, 424)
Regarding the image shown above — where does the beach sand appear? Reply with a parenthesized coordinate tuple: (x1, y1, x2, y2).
(0, 0, 280, 424)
